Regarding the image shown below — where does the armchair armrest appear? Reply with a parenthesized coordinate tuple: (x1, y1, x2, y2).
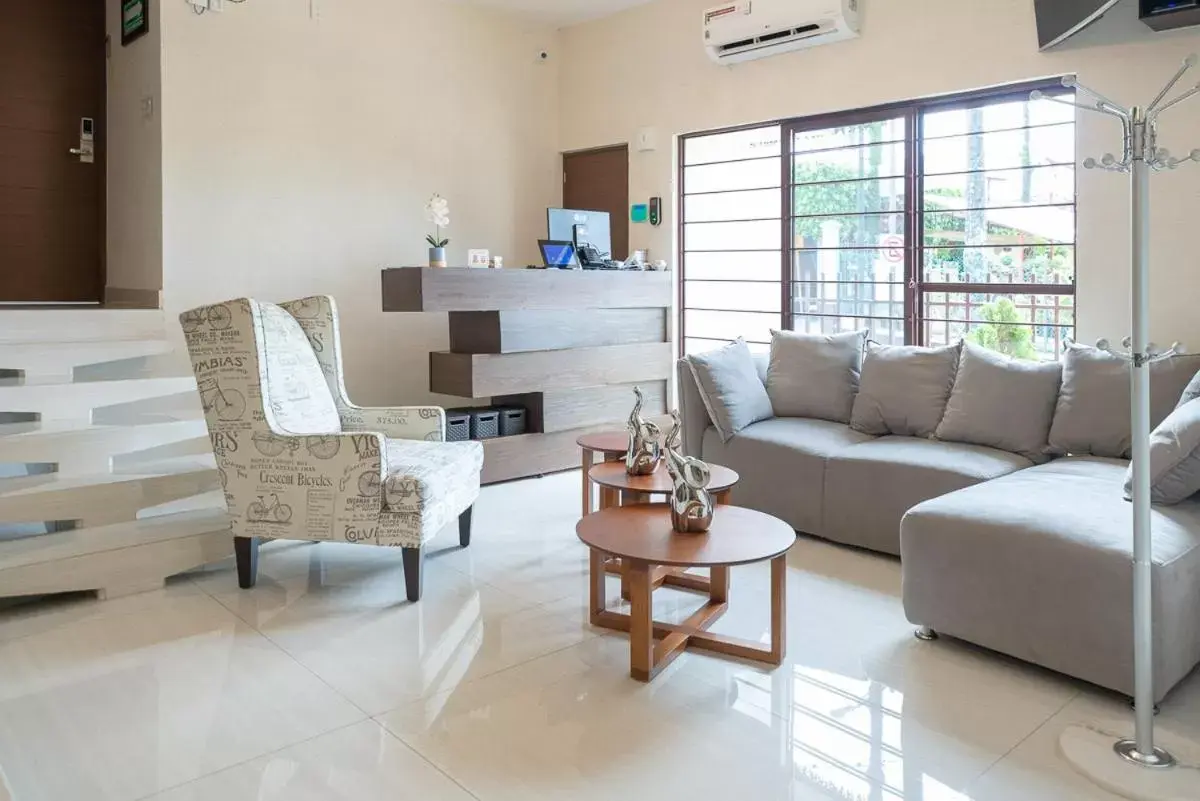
(230, 431, 387, 543)
(340, 405, 445, 442)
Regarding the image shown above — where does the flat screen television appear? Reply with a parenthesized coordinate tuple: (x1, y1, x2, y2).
(1035, 0, 1122, 49)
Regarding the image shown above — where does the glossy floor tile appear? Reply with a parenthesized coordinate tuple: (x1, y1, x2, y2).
(1, 469, 1199, 801)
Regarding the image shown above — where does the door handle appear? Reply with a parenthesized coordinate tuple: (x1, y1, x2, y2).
(69, 147, 88, 156)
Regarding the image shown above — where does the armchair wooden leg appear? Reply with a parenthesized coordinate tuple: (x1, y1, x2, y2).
(403, 547, 424, 602)
(235, 536, 260, 589)
(459, 505, 473, 548)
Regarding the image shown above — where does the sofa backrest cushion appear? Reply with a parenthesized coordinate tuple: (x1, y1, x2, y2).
(685, 339, 774, 443)
(766, 329, 866, 424)
(1048, 344, 1200, 458)
(935, 340, 1062, 462)
(1124, 398, 1200, 504)
(850, 341, 960, 438)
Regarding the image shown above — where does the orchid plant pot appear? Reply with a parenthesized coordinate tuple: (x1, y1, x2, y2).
(428, 247, 447, 268)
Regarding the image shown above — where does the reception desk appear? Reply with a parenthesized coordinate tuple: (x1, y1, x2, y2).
(382, 267, 673, 483)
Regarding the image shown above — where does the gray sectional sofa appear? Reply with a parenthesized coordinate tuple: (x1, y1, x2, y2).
(678, 338, 1200, 702)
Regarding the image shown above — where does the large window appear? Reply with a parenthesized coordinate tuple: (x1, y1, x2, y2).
(681, 81, 1076, 360)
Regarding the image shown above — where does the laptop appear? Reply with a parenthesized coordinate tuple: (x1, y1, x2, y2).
(538, 239, 580, 269)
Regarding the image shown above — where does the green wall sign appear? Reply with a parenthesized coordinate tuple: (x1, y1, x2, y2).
(121, 0, 149, 46)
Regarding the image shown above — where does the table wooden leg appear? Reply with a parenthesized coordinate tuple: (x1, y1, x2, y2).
(710, 565, 730, 604)
(770, 554, 787, 664)
(715, 488, 733, 505)
(581, 448, 595, 518)
(628, 560, 654, 682)
(588, 548, 606, 625)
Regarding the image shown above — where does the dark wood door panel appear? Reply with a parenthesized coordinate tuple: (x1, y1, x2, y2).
(0, 0, 105, 303)
(563, 145, 630, 261)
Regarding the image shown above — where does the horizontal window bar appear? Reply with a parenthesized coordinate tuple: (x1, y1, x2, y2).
(793, 209, 907, 222)
(681, 153, 782, 169)
(686, 335, 772, 345)
(789, 136, 907, 158)
(920, 202, 1076, 215)
(920, 119, 1076, 144)
(684, 248, 782, 253)
(793, 312, 907, 321)
(684, 306, 780, 315)
(789, 174, 907, 190)
(791, 280, 906, 285)
(683, 186, 784, 198)
(921, 282, 1075, 294)
(916, 162, 1077, 181)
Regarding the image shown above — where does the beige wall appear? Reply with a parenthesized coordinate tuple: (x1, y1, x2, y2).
(105, 0, 164, 302)
(559, 0, 1200, 348)
(159, 0, 561, 405)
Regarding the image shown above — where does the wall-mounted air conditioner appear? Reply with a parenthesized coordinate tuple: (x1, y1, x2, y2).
(703, 0, 860, 65)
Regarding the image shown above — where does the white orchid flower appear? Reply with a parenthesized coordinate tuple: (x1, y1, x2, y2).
(425, 194, 451, 248)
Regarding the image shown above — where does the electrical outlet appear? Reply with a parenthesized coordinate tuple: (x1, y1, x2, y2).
(141, 95, 155, 120)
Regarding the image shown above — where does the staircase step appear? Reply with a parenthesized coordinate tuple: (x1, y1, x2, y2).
(0, 458, 219, 524)
(0, 377, 197, 417)
(0, 341, 174, 373)
(0, 420, 208, 466)
(0, 309, 165, 344)
(0, 508, 230, 571)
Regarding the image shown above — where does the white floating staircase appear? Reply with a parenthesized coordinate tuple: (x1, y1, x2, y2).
(0, 309, 231, 601)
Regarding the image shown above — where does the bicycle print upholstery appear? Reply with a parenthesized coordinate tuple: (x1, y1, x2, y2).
(181, 296, 483, 550)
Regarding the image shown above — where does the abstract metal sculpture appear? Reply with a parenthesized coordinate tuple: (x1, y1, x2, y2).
(664, 410, 714, 533)
(625, 386, 662, 476)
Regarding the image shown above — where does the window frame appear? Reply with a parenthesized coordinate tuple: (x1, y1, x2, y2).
(678, 77, 1077, 357)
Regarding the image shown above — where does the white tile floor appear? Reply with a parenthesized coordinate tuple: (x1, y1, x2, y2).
(1, 470, 1198, 801)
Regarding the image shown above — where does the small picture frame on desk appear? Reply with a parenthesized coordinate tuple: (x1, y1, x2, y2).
(468, 249, 490, 268)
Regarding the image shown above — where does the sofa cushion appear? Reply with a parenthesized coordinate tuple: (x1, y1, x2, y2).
(701, 417, 874, 536)
(823, 436, 1032, 555)
(901, 457, 1200, 700)
(382, 438, 485, 542)
(685, 339, 774, 443)
(935, 341, 1062, 462)
(766, 329, 867, 424)
(1048, 343, 1200, 458)
(1123, 399, 1200, 505)
(850, 342, 960, 438)
(1179, 369, 1200, 409)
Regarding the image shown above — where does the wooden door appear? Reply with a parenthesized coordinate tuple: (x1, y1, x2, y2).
(0, 0, 106, 303)
(563, 145, 629, 261)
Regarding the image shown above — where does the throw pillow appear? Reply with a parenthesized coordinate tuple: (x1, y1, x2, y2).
(685, 339, 774, 443)
(1048, 344, 1200, 458)
(766, 329, 867, 423)
(850, 341, 960, 438)
(1123, 398, 1200, 504)
(935, 341, 1062, 462)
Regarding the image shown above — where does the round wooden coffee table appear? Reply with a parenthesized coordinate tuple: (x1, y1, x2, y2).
(577, 503, 794, 682)
(577, 431, 628, 518)
(589, 462, 740, 507)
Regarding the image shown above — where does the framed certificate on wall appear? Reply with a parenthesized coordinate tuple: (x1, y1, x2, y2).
(121, 0, 150, 46)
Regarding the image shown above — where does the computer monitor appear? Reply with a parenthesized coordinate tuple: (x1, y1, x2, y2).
(538, 240, 580, 268)
(547, 208, 612, 258)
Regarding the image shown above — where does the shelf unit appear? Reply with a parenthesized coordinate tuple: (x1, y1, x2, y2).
(382, 267, 673, 484)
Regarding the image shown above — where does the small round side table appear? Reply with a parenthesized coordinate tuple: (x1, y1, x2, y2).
(588, 462, 740, 598)
(576, 431, 629, 518)
(577, 504, 794, 682)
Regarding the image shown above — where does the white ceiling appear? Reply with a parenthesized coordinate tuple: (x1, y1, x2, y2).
(460, 0, 656, 27)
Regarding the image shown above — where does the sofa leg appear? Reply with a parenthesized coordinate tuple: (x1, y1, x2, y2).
(403, 547, 424, 602)
(914, 626, 938, 642)
(458, 505, 473, 548)
(235, 536, 260, 589)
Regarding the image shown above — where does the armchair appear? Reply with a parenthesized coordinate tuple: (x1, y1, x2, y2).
(180, 296, 483, 601)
